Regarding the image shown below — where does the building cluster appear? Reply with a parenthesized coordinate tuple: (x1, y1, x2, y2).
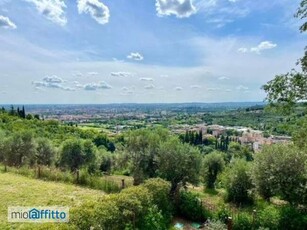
(172, 123, 291, 152)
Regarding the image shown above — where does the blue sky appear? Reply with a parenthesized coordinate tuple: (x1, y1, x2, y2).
(0, 0, 305, 103)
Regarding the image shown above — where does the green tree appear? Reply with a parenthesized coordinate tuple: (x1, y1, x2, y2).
(202, 151, 225, 189)
(126, 128, 169, 185)
(158, 137, 201, 193)
(59, 139, 96, 172)
(35, 138, 55, 166)
(4, 131, 36, 167)
(262, 0, 306, 111)
(222, 160, 254, 204)
(252, 144, 307, 205)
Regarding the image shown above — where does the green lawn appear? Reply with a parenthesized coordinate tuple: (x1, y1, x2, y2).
(0, 172, 105, 229)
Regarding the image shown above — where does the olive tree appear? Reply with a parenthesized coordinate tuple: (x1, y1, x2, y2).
(202, 151, 225, 189)
(59, 139, 96, 172)
(35, 138, 56, 166)
(157, 137, 201, 193)
(222, 160, 254, 204)
(252, 144, 307, 205)
(126, 128, 169, 185)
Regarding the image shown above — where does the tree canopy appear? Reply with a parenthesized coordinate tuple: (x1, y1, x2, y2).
(262, 0, 307, 111)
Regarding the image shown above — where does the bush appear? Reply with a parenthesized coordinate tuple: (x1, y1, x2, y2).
(78, 168, 120, 193)
(71, 179, 172, 230)
(278, 205, 307, 230)
(178, 191, 205, 222)
(256, 206, 280, 230)
(215, 205, 231, 224)
(233, 212, 253, 230)
(143, 178, 173, 222)
(252, 144, 307, 205)
(222, 160, 254, 205)
(205, 219, 227, 230)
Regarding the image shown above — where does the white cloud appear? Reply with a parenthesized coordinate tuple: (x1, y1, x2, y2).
(32, 75, 75, 91)
(127, 52, 144, 61)
(238, 47, 248, 53)
(111, 72, 133, 77)
(144, 84, 155, 89)
(218, 76, 229, 80)
(43, 75, 64, 83)
(140, 77, 153, 81)
(156, 0, 196, 18)
(0, 15, 16, 29)
(250, 41, 277, 54)
(175, 86, 183, 91)
(26, 0, 67, 26)
(77, 0, 110, 25)
(84, 81, 112, 90)
(239, 41, 277, 54)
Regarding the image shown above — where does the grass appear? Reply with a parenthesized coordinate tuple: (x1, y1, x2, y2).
(0, 165, 121, 193)
(0, 172, 105, 230)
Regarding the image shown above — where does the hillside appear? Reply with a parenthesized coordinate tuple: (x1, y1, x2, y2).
(0, 172, 105, 229)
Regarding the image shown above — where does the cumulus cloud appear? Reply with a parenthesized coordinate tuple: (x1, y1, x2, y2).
(26, 0, 67, 26)
(77, 0, 110, 25)
(238, 41, 277, 54)
(73, 81, 84, 88)
(175, 86, 183, 91)
(251, 41, 277, 54)
(0, 15, 16, 29)
(111, 72, 133, 77)
(144, 84, 155, 89)
(127, 52, 144, 61)
(140, 77, 153, 81)
(32, 75, 75, 91)
(84, 81, 112, 90)
(43, 75, 64, 83)
(156, 0, 196, 18)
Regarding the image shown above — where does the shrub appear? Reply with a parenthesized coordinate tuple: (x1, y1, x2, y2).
(143, 178, 173, 222)
(233, 212, 253, 230)
(222, 160, 254, 205)
(278, 205, 307, 230)
(205, 219, 227, 230)
(256, 206, 280, 230)
(215, 205, 231, 224)
(178, 191, 205, 222)
(71, 180, 172, 230)
(252, 144, 307, 205)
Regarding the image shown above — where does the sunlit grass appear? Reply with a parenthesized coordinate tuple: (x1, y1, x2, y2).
(0, 172, 105, 229)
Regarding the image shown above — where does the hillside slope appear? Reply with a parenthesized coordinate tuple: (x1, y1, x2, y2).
(0, 172, 105, 229)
